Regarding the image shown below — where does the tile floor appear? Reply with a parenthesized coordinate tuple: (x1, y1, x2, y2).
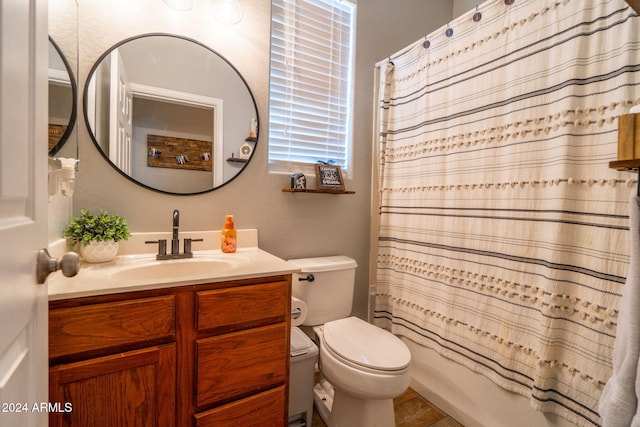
(311, 387, 464, 427)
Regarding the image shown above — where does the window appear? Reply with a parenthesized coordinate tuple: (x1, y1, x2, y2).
(268, 0, 356, 177)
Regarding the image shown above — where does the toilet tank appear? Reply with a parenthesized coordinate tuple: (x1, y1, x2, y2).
(288, 256, 358, 326)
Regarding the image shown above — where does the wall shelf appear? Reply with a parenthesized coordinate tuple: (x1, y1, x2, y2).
(227, 157, 248, 163)
(282, 188, 355, 194)
(610, 159, 640, 197)
(609, 159, 640, 171)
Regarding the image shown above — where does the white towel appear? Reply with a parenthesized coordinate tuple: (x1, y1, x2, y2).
(600, 196, 640, 426)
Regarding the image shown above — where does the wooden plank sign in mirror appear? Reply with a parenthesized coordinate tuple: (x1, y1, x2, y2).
(147, 135, 212, 172)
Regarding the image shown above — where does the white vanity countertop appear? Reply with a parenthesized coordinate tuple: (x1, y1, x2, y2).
(47, 229, 300, 301)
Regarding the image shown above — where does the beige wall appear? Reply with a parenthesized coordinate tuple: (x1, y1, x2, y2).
(71, 0, 452, 320)
(453, 0, 481, 19)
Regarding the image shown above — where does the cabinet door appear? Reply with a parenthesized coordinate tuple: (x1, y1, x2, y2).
(49, 344, 176, 427)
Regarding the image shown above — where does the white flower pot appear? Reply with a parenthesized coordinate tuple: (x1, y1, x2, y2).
(81, 240, 119, 263)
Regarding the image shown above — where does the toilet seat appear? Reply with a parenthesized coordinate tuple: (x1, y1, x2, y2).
(322, 317, 410, 372)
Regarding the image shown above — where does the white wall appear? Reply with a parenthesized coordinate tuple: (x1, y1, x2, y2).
(48, 0, 77, 242)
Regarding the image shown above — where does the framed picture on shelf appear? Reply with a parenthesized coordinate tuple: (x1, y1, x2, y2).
(291, 172, 306, 190)
(315, 164, 345, 191)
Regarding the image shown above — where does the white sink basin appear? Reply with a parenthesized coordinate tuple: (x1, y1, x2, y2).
(111, 259, 234, 281)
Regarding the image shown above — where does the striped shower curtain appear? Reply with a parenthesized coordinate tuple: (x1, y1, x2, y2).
(373, 1, 640, 426)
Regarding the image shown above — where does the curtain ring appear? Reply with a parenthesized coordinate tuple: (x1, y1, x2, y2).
(473, 4, 482, 22)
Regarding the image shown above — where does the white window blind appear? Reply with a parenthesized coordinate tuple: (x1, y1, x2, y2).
(268, 0, 356, 176)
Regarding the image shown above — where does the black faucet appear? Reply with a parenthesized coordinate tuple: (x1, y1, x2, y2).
(145, 209, 203, 260)
(171, 209, 180, 255)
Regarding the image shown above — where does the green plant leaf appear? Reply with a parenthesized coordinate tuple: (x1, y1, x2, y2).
(64, 210, 131, 247)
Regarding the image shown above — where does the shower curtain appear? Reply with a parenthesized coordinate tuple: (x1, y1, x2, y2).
(373, 1, 640, 426)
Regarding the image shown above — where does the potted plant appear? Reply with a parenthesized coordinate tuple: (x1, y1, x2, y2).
(64, 209, 131, 263)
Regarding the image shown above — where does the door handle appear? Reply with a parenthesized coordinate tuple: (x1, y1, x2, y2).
(36, 248, 80, 284)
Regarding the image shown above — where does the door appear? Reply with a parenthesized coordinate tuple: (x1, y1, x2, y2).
(0, 0, 49, 426)
(109, 49, 133, 175)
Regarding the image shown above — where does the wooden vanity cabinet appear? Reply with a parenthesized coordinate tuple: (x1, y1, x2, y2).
(48, 275, 292, 426)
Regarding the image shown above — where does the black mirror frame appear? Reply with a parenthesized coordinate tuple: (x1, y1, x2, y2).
(82, 32, 260, 196)
(49, 36, 78, 157)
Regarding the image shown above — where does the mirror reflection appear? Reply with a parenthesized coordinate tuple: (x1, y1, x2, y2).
(48, 37, 77, 156)
(84, 33, 259, 195)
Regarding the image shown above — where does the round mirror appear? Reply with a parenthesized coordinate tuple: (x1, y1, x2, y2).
(83, 33, 259, 195)
(49, 36, 77, 156)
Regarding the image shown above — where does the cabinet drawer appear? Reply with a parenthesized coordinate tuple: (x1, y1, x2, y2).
(196, 322, 288, 407)
(194, 385, 285, 427)
(49, 295, 176, 359)
(196, 280, 289, 332)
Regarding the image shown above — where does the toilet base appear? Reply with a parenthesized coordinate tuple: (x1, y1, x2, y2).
(313, 380, 333, 424)
(313, 378, 395, 427)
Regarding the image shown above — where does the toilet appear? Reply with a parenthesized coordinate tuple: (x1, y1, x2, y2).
(288, 256, 411, 427)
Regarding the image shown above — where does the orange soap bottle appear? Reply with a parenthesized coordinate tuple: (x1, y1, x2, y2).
(221, 215, 237, 253)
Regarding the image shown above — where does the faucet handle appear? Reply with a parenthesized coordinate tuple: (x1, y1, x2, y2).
(145, 239, 167, 256)
(184, 238, 203, 254)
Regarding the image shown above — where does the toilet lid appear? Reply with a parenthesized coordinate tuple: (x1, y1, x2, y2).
(322, 317, 410, 371)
